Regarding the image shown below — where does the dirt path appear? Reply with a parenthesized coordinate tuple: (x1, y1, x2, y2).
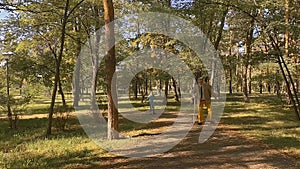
(98, 123, 299, 169)
(1, 113, 298, 168)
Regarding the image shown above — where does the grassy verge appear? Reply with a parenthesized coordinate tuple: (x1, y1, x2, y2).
(0, 116, 106, 169)
(0, 95, 180, 169)
(0, 94, 299, 168)
(222, 93, 300, 159)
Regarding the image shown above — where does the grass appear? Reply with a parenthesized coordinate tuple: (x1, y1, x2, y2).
(222, 93, 300, 159)
(0, 93, 299, 168)
(0, 117, 105, 169)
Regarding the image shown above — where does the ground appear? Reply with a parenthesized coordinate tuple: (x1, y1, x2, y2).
(1, 95, 299, 168)
(97, 123, 299, 169)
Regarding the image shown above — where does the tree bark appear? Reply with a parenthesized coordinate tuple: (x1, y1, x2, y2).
(177, 76, 181, 98)
(269, 34, 300, 120)
(248, 65, 252, 94)
(211, 7, 228, 88)
(58, 78, 66, 106)
(46, 0, 70, 136)
(134, 78, 138, 99)
(242, 64, 249, 102)
(229, 69, 233, 94)
(242, 15, 255, 103)
(172, 77, 179, 102)
(103, 0, 119, 140)
(91, 4, 102, 109)
(228, 30, 233, 94)
(73, 17, 82, 107)
(5, 59, 12, 129)
(73, 55, 81, 107)
(164, 79, 169, 104)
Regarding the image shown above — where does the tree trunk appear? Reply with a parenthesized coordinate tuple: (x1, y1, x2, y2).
(58, 79, 66, 106)
(134, 78, 138, 99)
(103, 0, 119, 140)
(228, 30, 233, 94)
(145, 77, 148, 95)
(172, 77, 179, 102)
(242, 44, 250, 102)
(73, 17, 82, 107)
(242, 56, 250, 102)
(91, 4, 102, 109)
(159, 79, 162, 96)
(177, 76, 181, 98)
(283, 0, 292, 102)
(6, 59, 12, 129)
(259, 81, 263, 94)
(269, 33, 300, 120)
(248, 66, 252, 94)
(211, 7, 228, 88)
(91, 62, 98, 109)
(285, 0, 289, 60)
(164, 79, 169, 104)
(242, 15, 255, 103)
(275, 70, 281, 95)
(242, 64, 249, 102)
(46, 0, 70, 136)
(236, 51, 241, 93)
(281, 0, 300, 119)
(229, 69, 233, 94)
(73, 56, 81, 107)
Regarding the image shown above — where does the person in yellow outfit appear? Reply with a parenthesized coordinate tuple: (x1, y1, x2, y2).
(197, 77, 212, 125)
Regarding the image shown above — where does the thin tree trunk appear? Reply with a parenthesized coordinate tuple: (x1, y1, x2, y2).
(285, 0, 290, 60)
(6, 59, 12, 129)
(91, 4, 101, 109)
(46, 0, 70, 136)
(229, 69, 233, 94)
(177, 76, 181, 98)
(228, 30, 233, 94)
(259, 81, 263, 94)
(103, 0, 119, 140)
(242, 64, 249, 102)
(172, 77, 179, 102)
(242, 15, 255, 103)
(211, 7, 228, 88)
(73, 17, 81, 107)
(269, 34, 300, 120)
(73, 56, 81, 107)
(164, 80, 169, 104)
(58, 78, 66, 106)
(145, 77, 148, 95)
(91, 50, 99, 109)
(134, 78, 138, 99)
(283, 0, 300, 116)
(248, 65, 252, 94)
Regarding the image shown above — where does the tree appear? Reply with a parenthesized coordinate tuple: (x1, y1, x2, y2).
(103, 0, 119, 140)
(45, 0, 85, 135)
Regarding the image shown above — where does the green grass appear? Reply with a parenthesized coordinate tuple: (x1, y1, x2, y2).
(222, 93, 300, 158)
(0, 117, 105, 169)
(0, 93, 299, 168)
(0, 95, 181, 168)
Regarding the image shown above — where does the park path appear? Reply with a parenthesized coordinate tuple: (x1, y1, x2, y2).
(1, 113, 298, 168)
(98, 123, 299, 169)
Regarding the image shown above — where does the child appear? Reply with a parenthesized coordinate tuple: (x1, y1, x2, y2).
(146, 91, 155, 114)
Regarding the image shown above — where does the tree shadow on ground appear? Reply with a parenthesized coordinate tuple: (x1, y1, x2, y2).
(95, 125, 299, 169)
